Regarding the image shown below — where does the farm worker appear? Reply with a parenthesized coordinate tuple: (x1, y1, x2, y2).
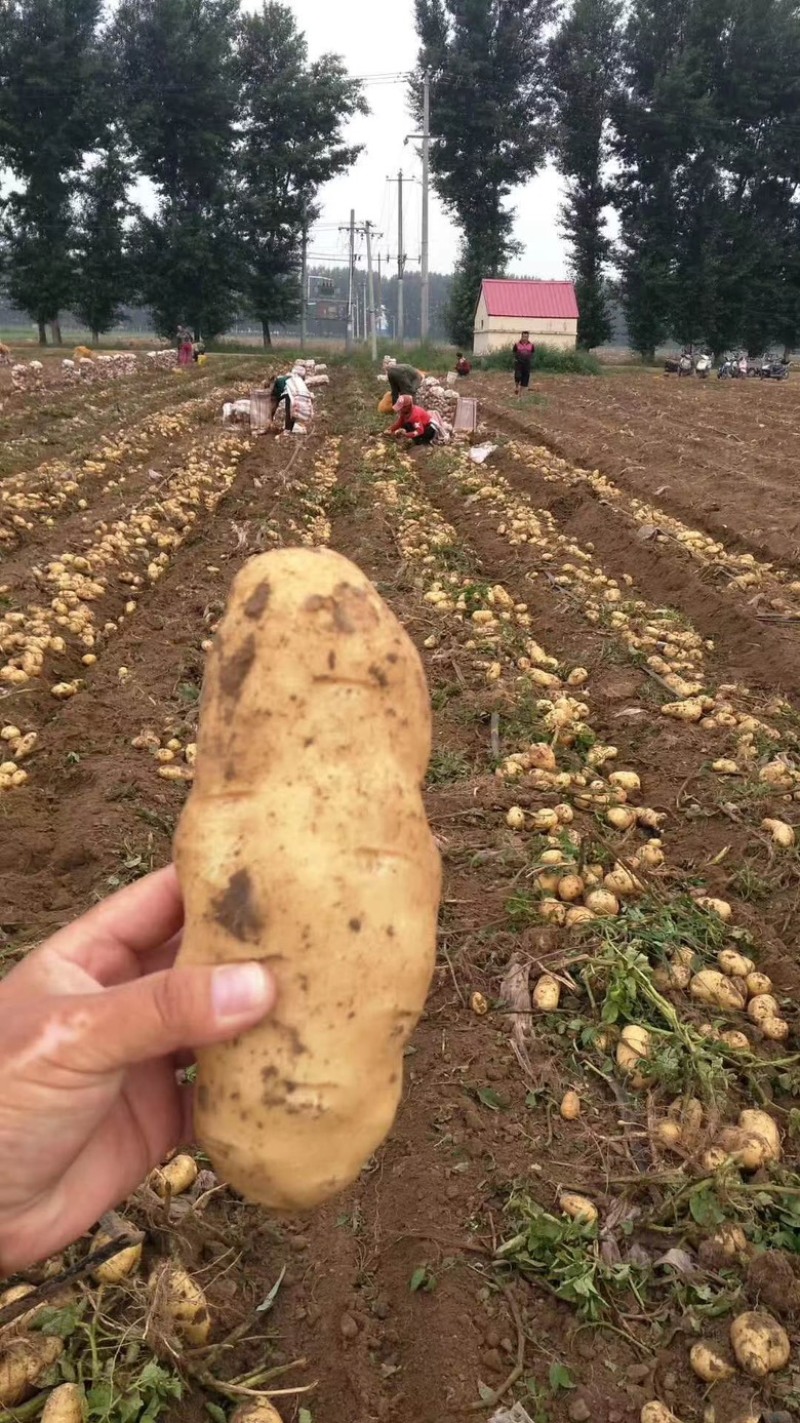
(388, 393, 445, 446)
(455, 352, 471, 376)
(192, 339, 205, 363)
(387, 361, 422, 405)
(177, 325, 194, 367)
(269, 370, 314, 433)
(513, 330, 535, 395)
(0, 865, 276, 1273)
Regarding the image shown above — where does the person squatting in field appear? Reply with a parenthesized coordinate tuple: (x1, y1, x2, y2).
(387, 393, 446, 446)
(0, 866, 276, 1274)
(513, 331, 535, 395)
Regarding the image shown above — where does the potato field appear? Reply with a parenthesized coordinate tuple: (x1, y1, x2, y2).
(1, 357, 800, 1423)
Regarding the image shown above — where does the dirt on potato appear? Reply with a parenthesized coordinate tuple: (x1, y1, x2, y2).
(1, 361, 800, 1423)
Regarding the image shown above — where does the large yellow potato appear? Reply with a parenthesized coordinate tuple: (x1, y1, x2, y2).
(176, 548, 441, 1210)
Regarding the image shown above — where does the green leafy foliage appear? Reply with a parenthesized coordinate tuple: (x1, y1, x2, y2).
(550, 0, 621, 349)
(614, 0, 800, 357)
(478, 343, 601, 374)
(87, 1360, 182, 1423)
(499, 1197, 647, 1321)
(412, 0, 556, 346)
(409, 1264, 437, 1292)
(235, 3, 365, 344)
(72, 141, 132, 338)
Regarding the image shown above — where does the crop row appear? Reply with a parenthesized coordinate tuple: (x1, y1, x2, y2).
(508, 437, 800, 615)
(360, 437, 799, 1414)
(129, 436, 343, 786)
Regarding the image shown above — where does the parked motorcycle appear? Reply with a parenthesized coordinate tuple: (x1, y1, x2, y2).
(760, 352, 790, 381)
(695, 351, 712, 379)
(664, 350, 694, 376)
(736, 353, 749, 379)
(718, 353, 735, 379)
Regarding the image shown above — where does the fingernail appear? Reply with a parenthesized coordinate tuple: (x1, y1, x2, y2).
(212, 963, 272, 1023)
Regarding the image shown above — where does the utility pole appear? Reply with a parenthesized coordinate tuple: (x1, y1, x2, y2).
(421, 75, 431, 343)
(346, 209, 355, 350)
(388, 169, 406, 346)
(376, 252, 383, 336)
(365, 220, 378, 362)
(300, 204, 309, 349)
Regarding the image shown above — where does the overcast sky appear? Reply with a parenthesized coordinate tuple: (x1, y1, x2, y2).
(281, 0, 569, 279)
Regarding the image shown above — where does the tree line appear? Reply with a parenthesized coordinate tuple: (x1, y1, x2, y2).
(414, 0, 800, 357)
(0, 0, 364, 344)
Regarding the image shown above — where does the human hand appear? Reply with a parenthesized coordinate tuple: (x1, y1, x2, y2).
(0, 865, 274, 1274)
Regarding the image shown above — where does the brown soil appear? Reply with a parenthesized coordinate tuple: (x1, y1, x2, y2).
(473, 368, 800, 568)
(0, 366, 798, 1423)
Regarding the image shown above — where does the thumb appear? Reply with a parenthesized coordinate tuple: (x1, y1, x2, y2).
(60, 962, 276, 1074)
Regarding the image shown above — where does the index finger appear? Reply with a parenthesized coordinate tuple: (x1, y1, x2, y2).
(46, 865, 184, 981)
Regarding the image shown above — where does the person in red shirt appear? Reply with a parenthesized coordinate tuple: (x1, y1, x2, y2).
(513, 331, 535, 395)
(388, 394, 438, 445)
(455, 353, 471, 376)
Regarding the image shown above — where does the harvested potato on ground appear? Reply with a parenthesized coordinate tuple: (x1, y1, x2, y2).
(150, 1264, 210, 1347)
(748, 993, 781, 1024)
(654, 1119, 682, 1150)
(41, 1382, 86, 1423)
(560, 1090, 581, 1120)
(585, 889, 620, 917)
(641, 1403, 683, 1423)
(689, 1340, 735, 1382)
(532, 974, 561, 1011)
(709, 1223, 748, 1259)
(761, 1016, 789, 1041)
(560, 1192, 598, 1225)
(0, 1335, 63, 1407)
(690, 970, 745, 1012)
(230, 1403, 283, 1423)
(730, 1310, 790, 1378)
(739, 1109, 780, 1162)
(718, 949, 755, 979)
(616, 1024, 651, 1084)
(175, 548, 441, 1211)
(761, 817, 795, 847)
(149, 1154, 198, 1199)
(91, 1212, 142, 1284)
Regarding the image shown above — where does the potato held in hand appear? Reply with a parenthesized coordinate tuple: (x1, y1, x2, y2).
(175, 548, 441, 1211)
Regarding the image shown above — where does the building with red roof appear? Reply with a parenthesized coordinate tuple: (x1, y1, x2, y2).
(473, 278, 579, 355)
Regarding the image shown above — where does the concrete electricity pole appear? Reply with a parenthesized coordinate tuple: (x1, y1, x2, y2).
(421, 74, 431, 343)
(300, 205, 309, 349)
(388, 169, 406, 346)
(346, 209, 355, 350)
(365, 221, 378, 362)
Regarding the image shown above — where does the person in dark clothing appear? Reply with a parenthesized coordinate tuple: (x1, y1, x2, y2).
(455, 353, 471, 376)
(513, 331, 535, 395)
(387, 362, 422, 404)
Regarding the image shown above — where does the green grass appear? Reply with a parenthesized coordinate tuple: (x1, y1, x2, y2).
(478, 342, 601, 375)
(427, 747, 472, 785)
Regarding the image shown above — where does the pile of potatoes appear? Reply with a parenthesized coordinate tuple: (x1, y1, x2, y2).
(0, 723, 36, 793)
(0, 1155, 214, 1415)
(654, 1096, 783, 1173)
(644, 1308, 791, 1422)
(131, 726, 196, 783)
(668, 947, 790, 1044)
